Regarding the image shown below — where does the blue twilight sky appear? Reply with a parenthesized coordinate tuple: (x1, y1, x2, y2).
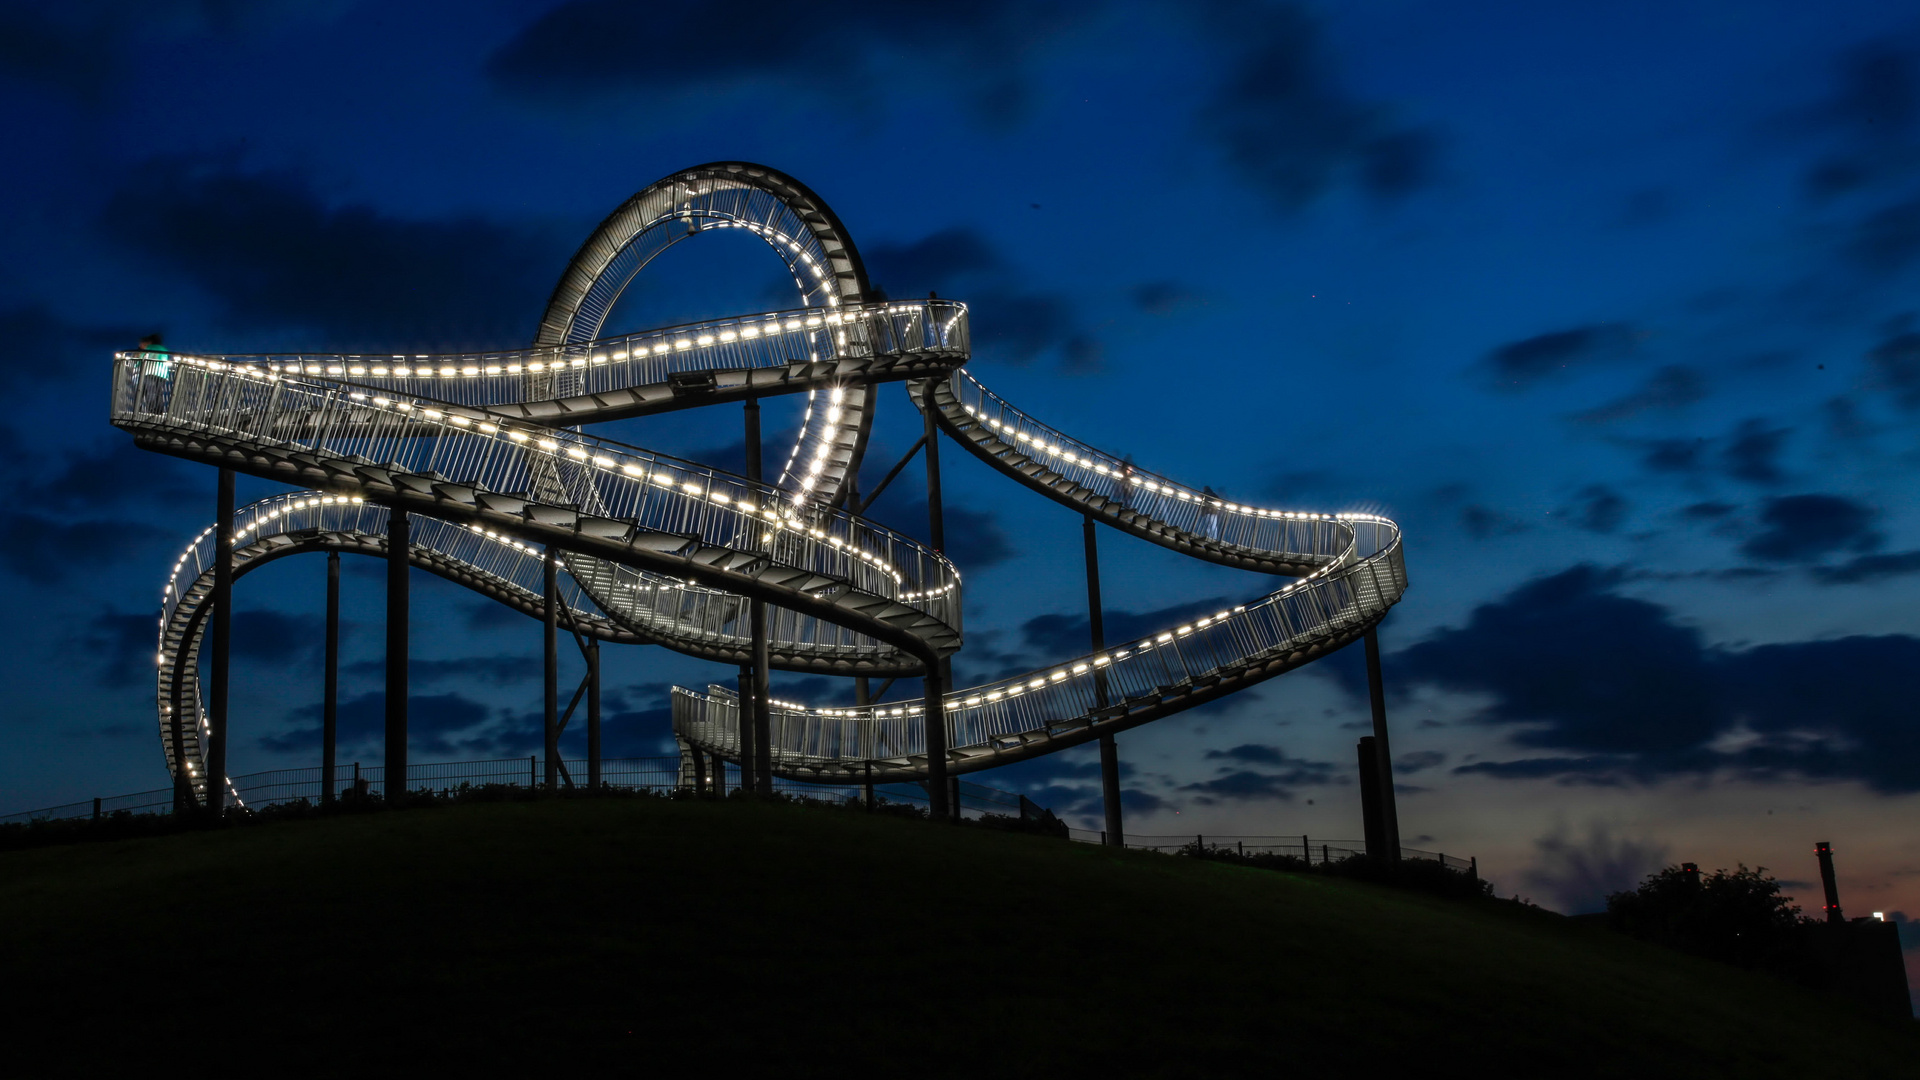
(3, 0, 1919, 959)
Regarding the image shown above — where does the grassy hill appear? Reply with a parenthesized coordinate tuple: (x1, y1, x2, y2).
(3, 796, 1913, 1076)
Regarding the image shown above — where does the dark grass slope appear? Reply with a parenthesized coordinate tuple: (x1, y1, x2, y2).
(2, 797, 1912, 1077)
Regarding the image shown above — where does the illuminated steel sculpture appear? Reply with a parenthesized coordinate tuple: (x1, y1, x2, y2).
(112, 162, 1407, 835)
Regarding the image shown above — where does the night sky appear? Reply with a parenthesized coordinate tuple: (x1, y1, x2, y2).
(5, 0, 1918, 988)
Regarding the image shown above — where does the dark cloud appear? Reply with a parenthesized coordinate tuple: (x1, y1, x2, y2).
(74, 610, 157, 690)
(1360, 564, 1920, 792)
(1196, 2, 1438, 207)
(265, 690, 507, 758)
(1021, 594, 1236, 658)
(1640, 437, 1707, 474)
(865, 229, 1095, 372)
(1680, 501, 1736, 522)
(1182, 745, 1338, 804)
(1570, 365, 1706, 424)
(464, 599, 530, 632)
(1204, 743, 1289, 765)
(0, 515, 167, 584)
(880, 499, 1016, 572)
(971, 290, 1078, 367)
(229, 610, 324, 664)
(100, 157, 566, 349)
(1564, 485, 1628, 534)
(1791, 45, 1920, 200)
(864, 229, 1000, 293)
(1132, 281, 1203, 316)
(1720, 419, 1791, 485)
(343, 654, 541, 687)
(1819, 45, 1918, 137)
(1460, 504, 1527, 541)
(1865, 326, 1920, 409)
(14, 439, 199, 514)
(0, 305, 142, 390)
(1811, 549, 1920, 585)
(1395, 750, 1446, 775)
(485, 0, 1093, 124)
(1845, 196, 1920, 275)
(0, 4, 323, 100)
(1180, 747, 1340, 804)
(1478, 323, 1636, 391)
(1739, 494, 1879, 562)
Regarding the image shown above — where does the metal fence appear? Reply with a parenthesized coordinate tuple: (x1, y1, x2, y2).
(1, 757, 1028, 825)
(1062, 830, 1475, 874)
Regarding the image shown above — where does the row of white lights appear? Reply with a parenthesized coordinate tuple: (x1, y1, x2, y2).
(120, 299, 951, 379)
(148, 356, 952, 605)
(959, 402, 1390, 527)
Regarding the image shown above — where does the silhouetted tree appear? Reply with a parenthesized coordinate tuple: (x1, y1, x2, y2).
(1607, 864, 1807, 967)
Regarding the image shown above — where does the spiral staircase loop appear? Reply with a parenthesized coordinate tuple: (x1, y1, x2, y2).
(114, 163, 1406, 796)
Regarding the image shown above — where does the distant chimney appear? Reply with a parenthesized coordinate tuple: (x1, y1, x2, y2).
(1815, 842, 1843, 924)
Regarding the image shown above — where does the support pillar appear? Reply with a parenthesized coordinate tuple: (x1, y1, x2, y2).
(544, 549, 559, 789)
(744, 395, 771, 795)
(856, 676, 873, 809)
(1363, 627, 1401, 861)
(206, 467, 234, 817)
(385, 508, 408, 800)
(1358, 736, 1386, 859)
(1085, 517, 1122, 847)
(322, 550, 339, 805)
(924, 664, 950, 820)
(736, 667, 756, 793)
(690, 745, 707, 794)
(751, 597, 772, 795)
(920, 386, 954, 821)
(587, 640, 601, 792)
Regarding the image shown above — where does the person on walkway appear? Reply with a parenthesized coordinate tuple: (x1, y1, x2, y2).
(134, 333, 172, 413)
(1200, 485, 1223, 541)
(1115, 456, 1136, 512)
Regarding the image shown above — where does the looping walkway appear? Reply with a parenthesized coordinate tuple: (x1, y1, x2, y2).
(113, 161, 1405, 804)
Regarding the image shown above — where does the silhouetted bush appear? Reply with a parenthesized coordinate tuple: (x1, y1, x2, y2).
(1177, 841, 1496, 902)
(1606, 865, 1808, 969)
(974, 807, 1071, 838)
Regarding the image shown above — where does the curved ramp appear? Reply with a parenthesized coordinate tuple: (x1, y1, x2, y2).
(115, 161, 1405, 795)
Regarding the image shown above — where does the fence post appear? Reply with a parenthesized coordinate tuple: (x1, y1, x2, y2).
(1196, 833, 1203, 851)
(1303, 834, 1310, 864)
(92, 797, 101, 822)
(1238, 840, 1244, 856)
(529, 755, 535, 789)
(863, 761, 873, 812)
(1470, 856, 1478, 883)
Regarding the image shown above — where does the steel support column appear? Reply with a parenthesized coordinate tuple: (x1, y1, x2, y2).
(855, 676, 873, 810)
(744, 396, 769, 794)
(1358, 736, 1386, 859)
(921, 387, 954, 821)
(1363, 627, 1401, 861)
(924, 664, 950, 820)
(544, 550, 559, 789)
(385, 508, 408, 800)
(322, 550, 339, 805)
(736, 666, 756, 793)
(586, 641, 601, 792)
(206, 467, 234, 817)
(1085, 517, 1122, 847)
(751, 600, 772, 794)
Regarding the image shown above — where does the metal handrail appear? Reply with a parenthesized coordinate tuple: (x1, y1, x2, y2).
(114, 353, 963, 638)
